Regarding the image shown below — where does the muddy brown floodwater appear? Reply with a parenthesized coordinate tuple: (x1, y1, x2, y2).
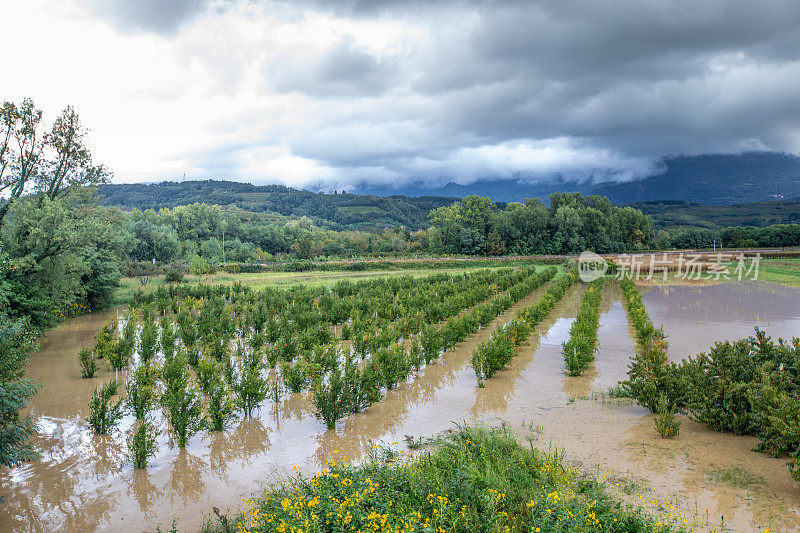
(640, 280, 800, 359)
(1, 280, 799, 532)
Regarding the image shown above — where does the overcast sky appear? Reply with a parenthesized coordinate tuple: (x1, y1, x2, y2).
(3, 0, 799, 190)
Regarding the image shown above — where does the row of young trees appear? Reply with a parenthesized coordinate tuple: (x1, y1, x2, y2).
(562, 278, 604, 376)
(471, 267, 579, 381)
(310, 266, 557, 428)
(77, 267, 548, 456)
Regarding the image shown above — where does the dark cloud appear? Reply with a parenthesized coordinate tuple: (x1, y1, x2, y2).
(268, 37, 399, 97)
(83, 0, 800, 186)
(84, 0, 214, 34)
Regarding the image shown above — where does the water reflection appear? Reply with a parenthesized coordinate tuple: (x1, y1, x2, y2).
(166, 450, 207, 507)
(128, 469, 162, 516)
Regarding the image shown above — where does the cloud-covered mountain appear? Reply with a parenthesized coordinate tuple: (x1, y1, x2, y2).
(350, 152, 800, 205)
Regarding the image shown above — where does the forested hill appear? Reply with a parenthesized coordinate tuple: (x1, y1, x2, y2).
(99, 151, 800, 230)
(632, 200, 800, 229)
(98, 180, 457, 231)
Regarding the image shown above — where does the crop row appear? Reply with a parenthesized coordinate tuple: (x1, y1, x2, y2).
(617, 277, 676, 412)
(345, 268, 542, 359)
(280, 267, 546, 396)
(470, 267, 579, 381)
(311, 266, 560, 428)
(80, 267, 553, 457)
(119, 268, 529, 374)
(562, 277, 604, 376)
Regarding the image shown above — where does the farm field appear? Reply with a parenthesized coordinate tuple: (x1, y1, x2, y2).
(113, 262, 555, 303)
(758, 257, 800, 286)
(1, 263, 799, 532)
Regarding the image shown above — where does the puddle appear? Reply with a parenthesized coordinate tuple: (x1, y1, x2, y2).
(1, 281, 799, 532)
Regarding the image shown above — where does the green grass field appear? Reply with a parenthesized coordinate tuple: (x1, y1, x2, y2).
(113, 254, 800, 307)
(757, 257, 800, 287)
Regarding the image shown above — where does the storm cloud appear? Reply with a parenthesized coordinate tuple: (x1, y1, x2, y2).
(9, 0, 800, 188)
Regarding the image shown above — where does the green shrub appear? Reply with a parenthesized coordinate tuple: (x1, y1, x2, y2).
(311, 365, 351, 430)
(117, 309, 137, 364)
(107, 335, 131, 371)
(160, 317, 176, 362)
(653, 395, 681, 438)
(78, 348, 96, 378)
(373, 343, 410, 390)
(161, 355, 204, 447)
(0, 315, 41, 469)
(207, 384, 236, 432)
(92, 320, 117, 360)
(164, 268, 184, 283)
(176, 310, 198, 348)
(139, 318, 159, 364)
(126, 364, 158, 420)
(232, 359, 269, 417)
(189, 255, 212, 276)
(197, 356, 222, 395)
(128, 421, 157, 469)
(87, 380, 124, 435)
(683, 338, 759, 434)
(281, 360, 309, 393)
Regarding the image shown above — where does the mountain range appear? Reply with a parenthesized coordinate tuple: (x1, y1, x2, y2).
(350, 152, 800, 205)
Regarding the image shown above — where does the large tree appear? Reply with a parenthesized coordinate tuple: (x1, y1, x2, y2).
(38, 105, 110, 200)
(1, 190, 125, 327)
(0, 99, 110, 225)
(0, 99, 44, 223)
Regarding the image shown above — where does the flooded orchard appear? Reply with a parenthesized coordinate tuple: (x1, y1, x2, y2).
(1, 276, 799, 532)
